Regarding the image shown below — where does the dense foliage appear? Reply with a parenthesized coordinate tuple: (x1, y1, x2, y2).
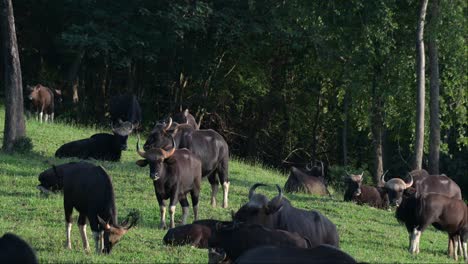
(2, 0, 466, 191)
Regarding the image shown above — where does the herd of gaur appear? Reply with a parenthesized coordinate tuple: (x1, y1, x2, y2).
(1, 83, 466, 264)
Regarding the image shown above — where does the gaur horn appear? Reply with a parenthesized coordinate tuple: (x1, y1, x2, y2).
(273, 184, 283, 203)
(405, 174, 414, 189)
(380, 170, 389, 184)
(248, 183, 267, 200)
(164, 117, 172, 131)
(136, 135, 147, 158)
(161, 136, 177, 159)
(306, 162, 313, 171)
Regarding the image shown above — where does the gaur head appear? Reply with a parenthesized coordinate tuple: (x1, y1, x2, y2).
(233, 183, 284, 227)
(136, 135, 176, 180)
(111, 119, 134, 150)
(144, 118, 174, 151)
(345, 171, 364, 197)
(36, 166, 62, 194)
(173, 109, 191, 125)
(381, 173, 413, 207)
(306, 160, 325, 178)
(97, 213, 137, 254)
(27, 85, 39, 100)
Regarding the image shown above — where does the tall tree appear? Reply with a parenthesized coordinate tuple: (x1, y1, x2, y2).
(428, 0, 440, 174)
(414, 0, 429, 170)
(1, 0, 26, 152)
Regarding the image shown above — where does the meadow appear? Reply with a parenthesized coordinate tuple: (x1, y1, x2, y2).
(0, 107, 460, 263)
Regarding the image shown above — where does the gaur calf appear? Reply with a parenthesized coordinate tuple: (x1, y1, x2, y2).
(27, 84, 62, 123)
(36, 161, 138, 254)
(136, 137, 202, 229)
(163, 219, 231, 248)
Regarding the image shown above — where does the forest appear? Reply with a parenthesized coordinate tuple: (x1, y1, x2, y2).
(1, 0, 467, 191)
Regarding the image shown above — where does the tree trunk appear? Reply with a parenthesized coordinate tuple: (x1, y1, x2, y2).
(342, 90, 349, 166)
(428, 0, 440, 175)
(371, 84, 384, 185)
(414, 0, 429, 170)
(1, 0, 26, 152)
(67, 50, 85, 104)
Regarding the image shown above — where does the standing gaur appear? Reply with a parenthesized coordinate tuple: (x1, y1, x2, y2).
(136, 136, 202, 229)
(344, 172, 389, 209)
(144, 118, 230, 208)
(27, 84, 62, 123)
(36, 162, 138, 254)
(233, 183, 339, 248)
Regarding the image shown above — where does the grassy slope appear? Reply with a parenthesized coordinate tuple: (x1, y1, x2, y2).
(0, 108, 459, 263)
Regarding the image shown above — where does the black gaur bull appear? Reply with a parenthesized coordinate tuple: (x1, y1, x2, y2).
(0, 233, 38, 264)
(55, 121, 133, 161)
(208, 223, 312, 264)
(144, 118, 230, 208)
(235, 245, 357, 264)
(136, 136, 202, 229)
(163, 219, 231, 248)
(233, 183, 339, 248)
(172, 109, 199, 130)
(344, 172, 389, 209)
(109, 94, 142, 150)
(36, 162, 138, 254)
(284, 161, 330, 196)
(396, 192, 468, 261)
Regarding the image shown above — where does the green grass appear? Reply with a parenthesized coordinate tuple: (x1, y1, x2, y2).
(0, 107, 460, 263)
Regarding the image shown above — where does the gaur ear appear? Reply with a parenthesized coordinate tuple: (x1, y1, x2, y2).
(135, 160, 148, 167)
(97, 216, 111, 230)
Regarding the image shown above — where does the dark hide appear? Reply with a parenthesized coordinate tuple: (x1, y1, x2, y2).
(415, 174, 462, 200)
(396, 192, 468, 259)
(109, 94, 142, 150)
(233, 184, 339, 248)
(163, 220, 232, 248)
(234, 245, 357, 264)
(55, 133, 124, 161)
(36, 161, 136, 254)
(136, 146, 202, 229)
(208, 223, 311, 264)
(0, 233, 38, 264)
(408, 169, 429, 186)
(344, 175, 389, 209)
(284, 166, 330, 196)
(144, 122, 230, 208)
(173, 109, 199, 130)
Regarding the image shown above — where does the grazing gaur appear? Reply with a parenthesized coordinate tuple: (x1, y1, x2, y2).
(173, 109, 199, 130)
(344, 172, 389, 209)
(26, 84, 62, 123)
(36, 162, 138, 254)
(144, 118, 230, 208)
(233, 183, 339, 247)
(109, 94, 142, 150)
(208, 223, 311, 264)
(234, 245, 357, 264)
(396, 192, 468, 261)
(163, 220, 231, 248)
(284, 161, 330, 196)
(136, 136, 202, 229)
(0, 233, 38, 264)
(55, 123, 133, 161)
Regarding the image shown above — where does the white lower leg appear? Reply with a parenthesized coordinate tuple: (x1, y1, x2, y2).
(39, 112, 43, 123)
(193, 205, 198, 221)
(93, 231, 101, 254)
(181, 206, 189, 225)
(463, 242, 467, 260)
(160, 206, 167, 229)
(211, 184, 219, 207)
(222, 181, 230, 208)
(45, 114, 49, 122)
(79, 225, 90, 252)
(65, 222, 72, 249)
(169, 205, 176, 228)
(414, 230, 421, 254)
(51, 113, 54, 122)
(409, 229, 419, 254)
(455, 239, 459, 260)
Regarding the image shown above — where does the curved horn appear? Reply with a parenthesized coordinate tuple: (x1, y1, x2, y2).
(164, 117, 172, 131)
(136, 135, 147, 158)
(380, 170, 388, 184)
(405, 174, 413, 189)
(161, 136, 177, 159)
(248, 183, 267, 200)
(274, 184, 283, 203)
(306, 162, 313, 171)
(345, 170, 351, 177)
